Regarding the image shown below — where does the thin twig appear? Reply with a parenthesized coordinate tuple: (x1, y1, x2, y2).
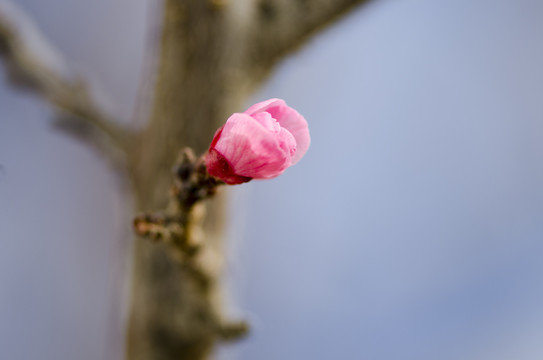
(0, 1, 133, 157)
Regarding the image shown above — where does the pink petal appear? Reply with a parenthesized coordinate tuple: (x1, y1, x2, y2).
(277, 127, 297, 158)
(244, 98, 310, 164)
(251, 111, 281, 134)
(244, 98, 283, 115)
(250, 112, 296, 157)
(214, 113, 291, 179)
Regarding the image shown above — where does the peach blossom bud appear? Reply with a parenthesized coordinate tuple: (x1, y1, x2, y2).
(206, 98, 310, 184)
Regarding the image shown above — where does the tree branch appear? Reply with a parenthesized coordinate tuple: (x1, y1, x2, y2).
(248, 0, 372, 72)
(0, 1, 133, 161)
(126, 1, 373, 359)
(1, 0, 372, 359)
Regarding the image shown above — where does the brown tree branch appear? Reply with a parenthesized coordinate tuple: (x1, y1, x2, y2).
(247, 0, 372, 74)
(127, 0, 373, 359)
(126, 2, 268, 359)
(0, 1, 133, 163)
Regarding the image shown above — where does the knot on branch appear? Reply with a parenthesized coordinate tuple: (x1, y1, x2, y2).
(133, 148, 223, 261)
(172, 148, 223, 209)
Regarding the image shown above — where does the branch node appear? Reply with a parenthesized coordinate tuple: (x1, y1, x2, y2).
(216, 320, 250, 341)
(133, 148, 223, 259)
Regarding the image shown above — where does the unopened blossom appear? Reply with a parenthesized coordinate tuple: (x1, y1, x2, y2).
(205, 98, 310, 184)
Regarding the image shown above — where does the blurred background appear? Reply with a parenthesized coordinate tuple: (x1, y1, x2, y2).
(1, 0, 543, 359)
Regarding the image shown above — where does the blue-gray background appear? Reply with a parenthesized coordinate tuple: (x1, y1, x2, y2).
(1, 0, 542, 359)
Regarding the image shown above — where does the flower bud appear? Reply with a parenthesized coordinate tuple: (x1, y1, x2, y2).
(206, 98, 310, 184)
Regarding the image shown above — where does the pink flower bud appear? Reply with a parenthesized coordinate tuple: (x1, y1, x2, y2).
(206, 98, 310, 185)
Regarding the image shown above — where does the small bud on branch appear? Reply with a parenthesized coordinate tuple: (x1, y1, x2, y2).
(133, 98, 311, 258)
(206, 98, 310, 184)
